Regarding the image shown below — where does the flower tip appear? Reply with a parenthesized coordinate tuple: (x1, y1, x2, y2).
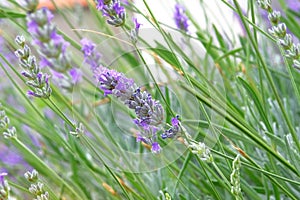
(151, 142, 161, 153)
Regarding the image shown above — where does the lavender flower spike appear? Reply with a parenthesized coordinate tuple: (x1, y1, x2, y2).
(174, 3, 189, 32)
(25, 6, 81, 88)
(130, 18, 142, 43)
(14, 35, 52, 98)
(96, 0, 126, 27)
(26, 8, 71, 73)
(95, 67, 164, 153)
(80, 38, 102, 72)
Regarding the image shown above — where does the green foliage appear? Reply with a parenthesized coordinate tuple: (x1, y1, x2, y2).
(0, 0, 300, 199)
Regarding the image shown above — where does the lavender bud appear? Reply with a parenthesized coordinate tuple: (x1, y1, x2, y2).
(279, 34, 293, 50)
(130, 18, 142, 44)
(15, 35, 25, 46)
(35, 192, 49, 200)
(189, 141, 213, 162)
(0, 104, 17, 139)
(22, 71, 34, 79)
(24, 169, 39, 183)
(29, 182, 44, 196)
(3, 127, 17, 139)
(293, 60, 300, 70)
(70, 122, 85, 138)
(286, 43, 300, 59)
(257, 0, 272, 11)
(268, 23, 286, 38)
(268, 10, 281, 24)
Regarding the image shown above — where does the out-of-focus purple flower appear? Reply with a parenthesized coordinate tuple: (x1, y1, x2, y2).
(0, 145, 25, 166)
(151, 142, 161, 153)
(96, 0, 126, 27)
(130, 17, 142, 43)
(286, 0, 300, 12)
(27, 8, 71, 72)
(80, 38, 102, 72)
(174, 3, 189, 32)
(95, 67, 164, 153)
(26, 7, 81, 89)
(81, 38, 96, 57)
(0, 172, 7, 183)
(69, 68, 82, 84)
(133, 17, 141, 30)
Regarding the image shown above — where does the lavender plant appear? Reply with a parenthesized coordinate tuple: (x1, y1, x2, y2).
(0, 0, 300, 199)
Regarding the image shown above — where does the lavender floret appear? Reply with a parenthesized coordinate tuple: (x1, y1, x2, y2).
(161, 115, 181, 139)
(174, 3, 189, 32)
(80, 38, 102, 72)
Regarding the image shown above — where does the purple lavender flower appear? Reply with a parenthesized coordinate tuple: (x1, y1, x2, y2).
(130, 17, 142, 43)
(128, 89, 164, 126)
(174, 3, 189, 32)
(69, 68, 82, 84)
(27, 8, 71, 72)
(0, 145, 26, 166)
(286, 0, 300, 12)
(80, 38, 102, 72)
(95, 67, 164, 153)
(151, 142, 161, 153)
(25, 7, 80, 89)
(96, 0, 126, 27)
(133, 17, 142, 30)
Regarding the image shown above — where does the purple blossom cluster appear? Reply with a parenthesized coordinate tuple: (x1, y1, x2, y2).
(26, 7, 81, 88)
(81, 38, 183, 153)
(96, 0, 126, 27)
(96, 68, 164, 153)
(174, 3, 189, 32)
(80, 38, 102, 72)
